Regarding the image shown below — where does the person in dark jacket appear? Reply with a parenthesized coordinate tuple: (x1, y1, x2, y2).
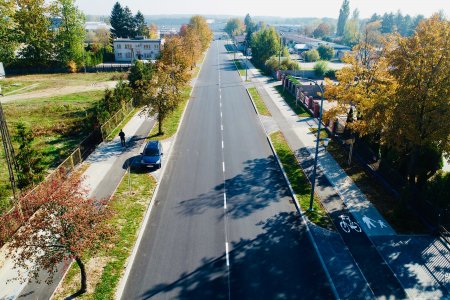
(119, 129, 126, 147)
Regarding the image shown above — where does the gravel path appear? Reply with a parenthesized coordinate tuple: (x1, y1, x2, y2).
(1, 81, 118, 102)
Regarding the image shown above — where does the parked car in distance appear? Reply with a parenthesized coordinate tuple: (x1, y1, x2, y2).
(141, 140, 163, 169)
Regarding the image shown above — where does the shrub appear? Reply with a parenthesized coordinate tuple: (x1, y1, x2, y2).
(314, 60, 329, 77)
(67, 60, 77, 73)
(303, 49, 320, 62)
(265, 56, 300, 73)
(324, 69, 336, 79)
(317, 44, 334, 61)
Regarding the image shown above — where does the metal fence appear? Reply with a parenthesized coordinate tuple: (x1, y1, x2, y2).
(100, 101, 134, 140)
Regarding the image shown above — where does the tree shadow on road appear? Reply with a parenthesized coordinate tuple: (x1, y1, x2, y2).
(139, 212, 333, 300)
(177, 156, 290, 220)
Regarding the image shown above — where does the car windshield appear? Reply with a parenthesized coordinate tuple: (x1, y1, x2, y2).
(144, 148, 159, 156)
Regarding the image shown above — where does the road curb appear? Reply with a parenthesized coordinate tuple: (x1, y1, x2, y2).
(115, 48, 209, 300)
(245, 87, 340, 300)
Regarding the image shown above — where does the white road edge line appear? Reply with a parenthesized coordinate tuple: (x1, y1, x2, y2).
(225, 242, 230, 266)
(223, 193, 227, 209)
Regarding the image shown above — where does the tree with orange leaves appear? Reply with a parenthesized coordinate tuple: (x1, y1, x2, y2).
(8, 170, 113, 297)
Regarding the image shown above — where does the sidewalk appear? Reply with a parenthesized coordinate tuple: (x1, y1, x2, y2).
(0, 109, 155, 300)
(240, 54, 449, 299)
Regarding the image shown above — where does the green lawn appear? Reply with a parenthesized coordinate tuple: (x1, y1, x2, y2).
(53, 171, 156, 299)
(274, 85, 310, 117)
(248, 87, 271, 116)
(0, 90, 105, 214)
(270, 131, 334, 230)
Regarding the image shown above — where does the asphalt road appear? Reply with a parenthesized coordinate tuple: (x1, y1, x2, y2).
(121, 40, 333, 299)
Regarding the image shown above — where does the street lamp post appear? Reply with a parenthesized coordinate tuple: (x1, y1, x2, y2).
(278, 35, 282, 70)
(302, 78, 325, 211)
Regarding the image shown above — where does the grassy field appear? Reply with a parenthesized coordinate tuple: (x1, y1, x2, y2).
(53, 170, 156, 299)
(274, 85, 310, 117)
(270, 131, 334, 229)
(1, 72, 125, 95)
(0, 90, 105, 214)
(248, 87, 271, 116)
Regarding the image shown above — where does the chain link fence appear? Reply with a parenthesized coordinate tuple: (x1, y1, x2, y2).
(100, 101, 134, 140)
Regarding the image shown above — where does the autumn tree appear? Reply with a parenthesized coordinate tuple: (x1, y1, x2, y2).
(313, 23, 332, 38)
(188, 15, 212, 52)
(8, 171, 113, 297)
(384, 14, 450, 188)
(52, 0, 86, 69)
(142, 61, 189, 134)
(183, 25, 202, 69)
(14, 122, 44, 190)
(324, 32, 396, 140)
(14, 0, 54, 67)
(225, 18, 244, 37)
(326, 14, 449, 192)
(148, 23, 158, 39)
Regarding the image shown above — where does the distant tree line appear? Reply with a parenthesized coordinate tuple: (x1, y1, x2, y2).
(109, 2, 158, 39)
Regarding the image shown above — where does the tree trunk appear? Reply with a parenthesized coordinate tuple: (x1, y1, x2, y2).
(158, 114, 163, 135)
(75, 256, 87, 294)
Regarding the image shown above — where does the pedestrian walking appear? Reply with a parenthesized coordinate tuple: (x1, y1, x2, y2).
(119, 129, 126, 147)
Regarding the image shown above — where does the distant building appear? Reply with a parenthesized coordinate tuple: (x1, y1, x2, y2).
(85, 22, 111, 33)
(113, 37, 165, 62)
(281, 33, 351, 59)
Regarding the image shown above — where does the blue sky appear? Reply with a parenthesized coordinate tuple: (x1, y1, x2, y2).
(74, 0, 449, 18)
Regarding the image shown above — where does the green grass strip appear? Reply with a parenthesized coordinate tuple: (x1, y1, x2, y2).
(274, 85, 310, 117)
(234, 59, 246, 76)
(270, 131, 333, 230)
(248, 87, 271, 116)
(54, 172, 156, 299)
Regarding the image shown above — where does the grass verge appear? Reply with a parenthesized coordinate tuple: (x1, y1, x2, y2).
(270, 131, 334, 230)
(53, 170, 156, 299)
(274, 85, 310, 117)
(326, 141, 426, 233)
(248, 87, 271, 116)
(234, 59, 246, 76)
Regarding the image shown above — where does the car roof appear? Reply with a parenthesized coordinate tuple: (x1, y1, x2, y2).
(145, 140, 160, 149)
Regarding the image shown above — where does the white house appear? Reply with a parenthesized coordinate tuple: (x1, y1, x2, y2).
(113, 38, 165, 62)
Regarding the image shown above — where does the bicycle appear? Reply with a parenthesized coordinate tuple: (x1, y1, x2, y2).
(339, 215, 362, 233)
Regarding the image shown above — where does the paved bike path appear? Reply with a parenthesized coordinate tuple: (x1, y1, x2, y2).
(297, 147, 407, 299)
